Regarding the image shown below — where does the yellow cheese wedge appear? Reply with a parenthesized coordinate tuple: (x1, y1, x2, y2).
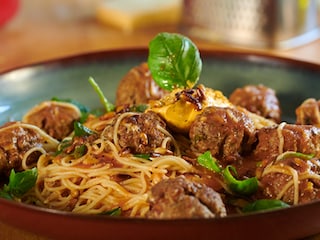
(149, 87, 233, 133)
(96, 0, 182, 32)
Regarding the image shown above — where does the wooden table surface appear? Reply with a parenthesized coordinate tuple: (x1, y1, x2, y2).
(1, 1, 320, 239)
(1, 0, 320, 73)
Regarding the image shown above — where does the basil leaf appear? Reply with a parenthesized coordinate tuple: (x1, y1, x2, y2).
(134, 153, 151, 160)
(196, 152, 257, 196)
(223, 166, 258, 196)
(242, 199, 290, 213)
(197, 151, 221, 172)
(74, 145, 87, 158)
(0, 190, 13, 200)
(88, 77, 115, 113)
(55, 138, 72, 155)
(148, 32, 202, 90)
(1, 168, 38, 198)
(8, 168, 38, 197)
(74, 121, 96, 137)
(99, 207, 122, 216)
(130, 104, 149, 113)
(89, 108, 105, 117)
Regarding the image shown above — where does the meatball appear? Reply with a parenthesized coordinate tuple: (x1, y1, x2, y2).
(258, 156, 320, 204)
(295, 98, 320, 127)
(253, 123, 320, 164)
(147, 176, 226, 219)
(189, 106, 256, 163)
(116, 62, 168, 106)
(229, 84, 281, 123)
(0, 122, 58, 176)
(103, 111, 172, 154)
(22, 101, 81, 141)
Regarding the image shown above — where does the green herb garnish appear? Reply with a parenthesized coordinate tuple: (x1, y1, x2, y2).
(74, 144, 87, 158)
(134, 153, 151, 160)
(99, 207, 122, 216)
(197, 151, 221, 173)
(130, 104, 149, 113)
(148, 32, 202, 91)
(55, 138, 72, 155)
(242, 199, 290, 213)
(222, 166, 258, 196)
(0, 168, 38, 199)
(74, 121, 96, 137)
(197, 151, 258, 196)
(88, 77, 115, 113)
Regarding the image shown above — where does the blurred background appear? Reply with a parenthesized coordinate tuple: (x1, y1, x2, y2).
(0, 0, 320, 72)
(0, 0, 182, 72)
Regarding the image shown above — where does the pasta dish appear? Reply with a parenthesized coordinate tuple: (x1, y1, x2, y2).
(0, 33, 320, 219)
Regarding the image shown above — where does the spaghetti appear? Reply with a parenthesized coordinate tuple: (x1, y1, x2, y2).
(261, 150, 320, 205)
(24, 112, 195, 217)
(2, 83, 320, 217)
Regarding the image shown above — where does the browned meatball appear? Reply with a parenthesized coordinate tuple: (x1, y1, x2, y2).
(116, 62, 168, 106)
(253, 123, 320, 164)
(229, 84, 281, 123)
(0, 122, 58, 176)
(147, 175, 226, 219)
(103, 111, 172, 154)
(22, 101, 81, 141)
(189, 106, 256, 163)
(258, 156, 320, 204)
(295, 98, 320, 127)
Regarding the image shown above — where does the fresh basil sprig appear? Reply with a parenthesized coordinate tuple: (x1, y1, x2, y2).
(197, 151, 221, 173)
(0, 168, 38, 200)
(222, 166, 258, 196)
(74, 121, 96, 137)
(148, 32, 202, 91)
(197, 151, 258, 196)
(88, 77, 115, 113)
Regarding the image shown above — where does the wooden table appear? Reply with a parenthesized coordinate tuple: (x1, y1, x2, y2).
(1, 0, 320, 73)
(1, 1, 320, 239)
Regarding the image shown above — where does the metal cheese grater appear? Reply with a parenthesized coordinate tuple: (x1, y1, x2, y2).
(180, 0, 320, 49)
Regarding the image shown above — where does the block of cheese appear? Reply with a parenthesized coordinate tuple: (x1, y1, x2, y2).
(96, 0, 182, 32)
